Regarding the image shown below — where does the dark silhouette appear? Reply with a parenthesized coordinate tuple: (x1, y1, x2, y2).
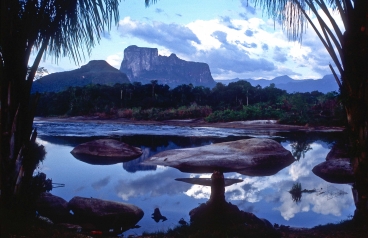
(151, 208, 167, 223)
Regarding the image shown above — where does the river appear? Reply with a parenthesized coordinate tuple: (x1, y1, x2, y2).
(33, 119, 355, 236)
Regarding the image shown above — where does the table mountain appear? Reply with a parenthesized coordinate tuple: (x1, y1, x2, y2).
(120, 45, 216, 88)
(31, 60, 130, 93)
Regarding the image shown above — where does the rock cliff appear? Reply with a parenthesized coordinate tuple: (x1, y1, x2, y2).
(120, 45, 216, 88)
(32, 60, 130, 93)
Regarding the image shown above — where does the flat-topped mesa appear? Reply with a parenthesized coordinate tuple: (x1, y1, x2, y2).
(120, 45, 216, 88)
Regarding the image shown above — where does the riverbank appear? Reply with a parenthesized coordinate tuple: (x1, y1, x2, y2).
(7, 218, 368, 237)
(35, 116, 344, 133)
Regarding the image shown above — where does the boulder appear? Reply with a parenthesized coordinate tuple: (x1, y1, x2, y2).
(36, 192, 70, 223)
(142, 138, 294, 174)
(71, 139, 142, 165)
(312, 145, 354, 184)
(312, 159, 354, 184)
(68, 196, 144, 231)
(326, 144, 350, 161)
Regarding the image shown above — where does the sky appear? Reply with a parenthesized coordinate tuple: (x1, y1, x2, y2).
(34, 0, 343, 80)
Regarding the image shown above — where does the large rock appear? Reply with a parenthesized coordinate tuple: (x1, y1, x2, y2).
(120, 45, 216, 88)
(32, 60, 130, 93)
(71, 139, 142, 165)
(312, 145, 354, 184)
(312, 159, 354, 184)
(312, 145, 354, 183)
(142, 138, 294, 174)
(68, 196, 144, 231)
(36, 192, 70, 223)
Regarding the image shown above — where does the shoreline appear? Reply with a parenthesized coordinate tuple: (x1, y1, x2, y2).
(34, 116, 344, 133)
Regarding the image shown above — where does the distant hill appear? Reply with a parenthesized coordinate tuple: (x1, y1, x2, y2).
(31, 60, 130, 93)
(215, 74, 339, 94)
(120, 45, 216, 88)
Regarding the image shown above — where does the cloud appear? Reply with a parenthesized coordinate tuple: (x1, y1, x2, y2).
(115, 168, 191, 200)
(91, 176, 111, 190)
(106, 52, 123, 69)
(245, 29, 254, 37)
(197, 44, 275, 74)
(220, 16, 241, 30)
(240, 0, 256, 15)
(118, 17, 200, 55)
(155, 8, 164, 14)
(101, 31, 111, 40)
(211, 31, 228, 44)
(273, 46, 288, 63)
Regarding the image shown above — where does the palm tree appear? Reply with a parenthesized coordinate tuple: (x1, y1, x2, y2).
(250, 0, 368, 223)
(146, 0, 368, 222)
(0, 0, 120, 220)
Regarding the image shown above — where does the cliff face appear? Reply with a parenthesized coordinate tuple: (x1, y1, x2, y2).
(120, 45, 216, 88)
(32, 60, 130, 93)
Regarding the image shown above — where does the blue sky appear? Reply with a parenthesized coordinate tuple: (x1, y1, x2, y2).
(35, 0, 341, 80)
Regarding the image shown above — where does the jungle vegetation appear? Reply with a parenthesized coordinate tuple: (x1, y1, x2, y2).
(34, 80, 345, 126)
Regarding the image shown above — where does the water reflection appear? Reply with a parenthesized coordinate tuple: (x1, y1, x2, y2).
(289, 182, 316, 203)
(151, 208, 167, 223)
(34, 122, 355, 235)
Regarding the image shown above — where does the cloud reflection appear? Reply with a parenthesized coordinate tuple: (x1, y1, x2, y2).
(92, 176, 111, 190)
(115, 168, 191, 200)
(181, 142, 354, 221)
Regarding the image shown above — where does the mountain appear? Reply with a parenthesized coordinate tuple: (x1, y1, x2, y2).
(215, 74, 339, 93)
(119, 45, 216, 88)
(31, 60, 130, 93)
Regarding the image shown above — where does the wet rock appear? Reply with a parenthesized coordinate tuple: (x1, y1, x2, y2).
(189, 200, 267, 228)
(143, 138, 294, 173)
(312, 159, 354, 184)
(71, 139, 142, 165)
(57, 223, 82, 233)
(36, 192, 70, 223)
(326, 144, 350, 161)
(68, 196, 144, 231)
(312, 145, 354, 184)
(37, 215, 54, 225)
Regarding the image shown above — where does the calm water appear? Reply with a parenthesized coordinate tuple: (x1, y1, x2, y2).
(34, 119, 355, 236)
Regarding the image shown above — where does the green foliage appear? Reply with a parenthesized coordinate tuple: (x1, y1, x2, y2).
(127, 105, 212, 121)
(205, 104, 282, 122)
(34, 81, 345, 126)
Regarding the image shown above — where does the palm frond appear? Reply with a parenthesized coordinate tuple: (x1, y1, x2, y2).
(31, 0, 120, 64)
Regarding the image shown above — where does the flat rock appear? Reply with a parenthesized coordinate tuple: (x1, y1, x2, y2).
(142, 138, 294, 173)
(71, 139, 142, 165)
(36, 192, 70, 223)
(312, 159, 354, 184)
(68, 196, 144, 231)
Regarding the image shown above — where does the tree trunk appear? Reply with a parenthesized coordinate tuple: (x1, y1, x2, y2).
(341, 2, 368, 221)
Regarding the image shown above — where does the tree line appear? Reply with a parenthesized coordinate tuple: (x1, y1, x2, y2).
(34, 80, 345, 126)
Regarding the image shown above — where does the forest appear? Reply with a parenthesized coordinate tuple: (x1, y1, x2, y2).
(33, 80, 345, 126)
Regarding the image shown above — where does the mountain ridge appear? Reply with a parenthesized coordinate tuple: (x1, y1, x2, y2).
(31, 60, 130, 93)
(215, 74, 339, 94)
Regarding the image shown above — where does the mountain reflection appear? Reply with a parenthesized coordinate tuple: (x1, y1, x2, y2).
(35, 122, 356, 234)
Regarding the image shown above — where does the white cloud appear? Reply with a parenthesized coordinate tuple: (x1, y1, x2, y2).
(106, 52, 123, 69)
